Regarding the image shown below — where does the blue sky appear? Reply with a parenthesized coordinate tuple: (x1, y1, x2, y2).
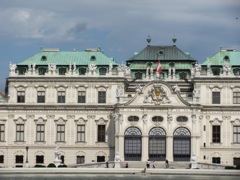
(0, 0, 239, 91)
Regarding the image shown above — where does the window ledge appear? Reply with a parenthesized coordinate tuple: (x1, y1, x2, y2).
(34, 141, 46, 144)
(14, 141, 26, 144)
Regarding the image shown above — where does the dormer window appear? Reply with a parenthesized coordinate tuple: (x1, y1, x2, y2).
(99, 68, 106, 75)
(224, 55, 230, 61)
(169, 62, 175, 67)
(90, 55, 96, 61)
(41, 56, 47, 61)
(59, 67, 66, 75)
(79, 68, 86, 75)
(159, 49, 164, 55)
(212, 68, 220, 76)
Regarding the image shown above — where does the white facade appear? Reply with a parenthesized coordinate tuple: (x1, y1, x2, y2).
(0, 47, 240, 168)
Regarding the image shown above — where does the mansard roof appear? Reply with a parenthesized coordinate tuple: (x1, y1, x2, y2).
(17, 48, 117, 66)
(202, 48, 240, 66)
(127, 45, 196, 62)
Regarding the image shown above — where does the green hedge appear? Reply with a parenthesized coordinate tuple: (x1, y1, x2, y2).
(236, 165, 240, 169)
(35, 164, 46, 168)
(47, 163, 56, 168)
(225, 166, 235, 169)
(58, 164, 67, 168)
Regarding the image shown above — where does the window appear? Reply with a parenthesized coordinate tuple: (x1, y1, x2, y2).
(36, 124, 45, 142)
(212, 125, 221, 143)
(99, 68, 106, 75)
(79, 68, 86, 75)
(212, 92, 220, 104)
(97, 125, 105, 142)
(77, 125, 85, 142)
(176, 116, 188, 122)
(18, 68, 26, 75)
(212, 157, 220, 164)
(97, 156, 105, 162)
(16, 124, 24, 142)
(58, 91, 65, 103)
(233, 158, 240, 166)
(212, 68, 220, 75)
(0, 124, 4, 142)
(37, 91, 45, 103)
(17, 91, 25, 103)
(36, 155, 44, 164)
(59, 68, 66, 75)
(0, 155, 3, 163)
(38, 67, 46, 75)
(179, 72, 187, 80)
(78, 91, 86, 103)
(233, 92, 240, 104)
(16, 155, 24, 163)
(135, 72, 142, 79)
(233, 69, 240, 76)
(128, 116, 139, 122)
(77, 156, 85, 164)
(152, 116, 163, 122)
(57, 125, 65, 142)
(233, 126, 240, 143)
(98, 91, 106, 103)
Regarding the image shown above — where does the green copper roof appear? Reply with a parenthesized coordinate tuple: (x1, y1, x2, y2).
(202, 49, 240, 66)
(127, 45, 196, 62)
(18, 49, 117, 66)
(129, 62, 194, 70)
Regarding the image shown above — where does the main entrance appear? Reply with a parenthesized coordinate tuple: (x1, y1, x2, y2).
(173, 127, 191, 161)
(149, 127, 166, 161)
(124, 126, 142, 161)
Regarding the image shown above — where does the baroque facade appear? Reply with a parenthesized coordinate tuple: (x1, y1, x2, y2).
(0, 42, 240, 168)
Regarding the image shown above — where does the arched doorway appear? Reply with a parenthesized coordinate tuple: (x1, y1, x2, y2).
(173, 127, 191, 161)
(149, 127, 166, 161)
(124, 126, 142, 161)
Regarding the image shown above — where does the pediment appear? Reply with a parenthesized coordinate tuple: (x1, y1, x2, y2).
(124, 81, 190, 107)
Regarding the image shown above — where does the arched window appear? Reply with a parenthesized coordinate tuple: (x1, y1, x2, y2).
(212, 68, 220, 75)
(152, 116, 163, 122)
(149, 127, 166, 161)
(135, 72, 142, 79)
(99, 68, 106, 75)
(79, 68, 86, 75)
(124, 127, 142, 161)
(179, 72, 187, 80)
(233, 69, 240, 76)
(176, 116, 188, 123)
(128, 116, 139, 122)
(59, 67, 66, 75)
(173, 127, 191, 161)
(38, 67, 47, 75)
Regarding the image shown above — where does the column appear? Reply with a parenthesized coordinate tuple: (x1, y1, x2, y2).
(141, 135, 148, 161)
(166, 136, 173, 161)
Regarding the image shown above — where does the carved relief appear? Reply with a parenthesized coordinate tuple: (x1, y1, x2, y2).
(75, 118, 87, 125)
(143, 85, 171, 105)
(95, 118, 108, 125)
(54, 117, 67, 124)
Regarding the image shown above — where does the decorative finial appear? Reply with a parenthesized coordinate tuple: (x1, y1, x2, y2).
(172, 35, 177, 45)
(146, 35, 151, 44)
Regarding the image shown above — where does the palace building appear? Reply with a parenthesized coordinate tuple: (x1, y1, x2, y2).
(0, 38, 240, 168)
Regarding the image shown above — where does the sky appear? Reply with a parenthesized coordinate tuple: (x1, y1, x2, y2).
(0, 0, 239, 91)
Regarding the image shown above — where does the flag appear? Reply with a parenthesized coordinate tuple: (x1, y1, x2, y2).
(156, 60, 162, 74)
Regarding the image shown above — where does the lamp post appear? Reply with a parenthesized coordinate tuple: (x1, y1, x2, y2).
(26, 146, 29, 163)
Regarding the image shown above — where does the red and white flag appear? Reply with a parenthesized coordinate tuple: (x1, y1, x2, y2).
(156, 60, 162, 74)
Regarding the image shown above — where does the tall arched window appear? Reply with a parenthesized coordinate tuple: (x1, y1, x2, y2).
(124, 127, 142, 161)
(173, 127, 191, 161)
(149, 127, 166, 161)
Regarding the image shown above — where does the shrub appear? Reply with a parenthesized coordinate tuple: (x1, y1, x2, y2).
(47, 163, 56, 168)
(58, 164, 67, 168)
(35, 164, 46, 168)
(225, 166, 235, 169)
(236, 165, 240, 169)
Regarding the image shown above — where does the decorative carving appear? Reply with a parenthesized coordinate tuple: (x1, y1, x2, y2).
(117, 63, 131, 77)
(143, 85, 171, 105)
(75, 118, 87, 125)
(9, 62, 17, 71)
(88, 63, 97, 74)
(135, 84, 143, 94)
(116, 86, 124, 97)
(172, 84, 180, 93)
(95, 118, 108, 125)
(48, 63, 56, 71)
(223, 63, 231, 75)
(54, 118, 67, 124)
